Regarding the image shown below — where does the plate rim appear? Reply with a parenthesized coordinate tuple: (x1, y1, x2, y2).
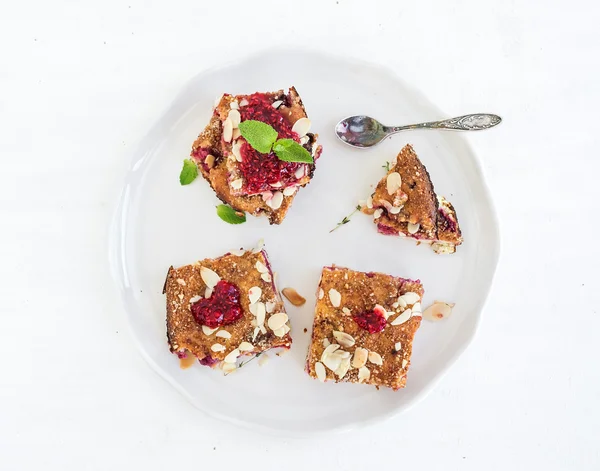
(108, 47, 501, 436)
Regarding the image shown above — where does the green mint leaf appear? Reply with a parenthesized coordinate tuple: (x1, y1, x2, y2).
(273, 139, 314, 163)
(216, 204, 246, 225)
(179, 159, 198, 185)
(238, 120, 278, 154)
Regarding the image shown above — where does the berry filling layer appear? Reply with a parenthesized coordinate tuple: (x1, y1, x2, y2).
(191, 280, 243, 328)
(353, 306, 387, 333)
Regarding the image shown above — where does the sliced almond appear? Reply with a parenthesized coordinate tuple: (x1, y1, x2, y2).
(328, 288, 342, 307)
(271, 100, 283, 108)
(373, 208, 383, 219)
(267, 312, 288, 331)
(358, 366, 371, 383)
(231, 141, 243, 162)
(248, 286, 262, 305)
(400, 292, 420, 305)
(228, 109, 241, 128)
(255, 261, 268, 273)
(407, 222, 420, 234)
(252, 326, 260, 341)
(291, 117, 311, 137)
(282, 324, 291, 335)
(189, 295, 202, 303)
(321, 343, 340, 362)
(282, 287, 306, 306)
(351, 347, 368, 368)
(294, 166, 305, 179)
(265, 301, 276, 313)
(322, 352, 342, 372)
(394, 341, 402, 351)
(332, 331, 355, 348)
(402, 359, 408, 368)
(222, 118, 233, 143)
(238, 341, 254, 352)
(423, 301, 453, 322)
(200, 266, 220, 290)
(230, 101, 239, 110)
(386, 172, 402, 195)
(221, 362, 236, 374)
(258, 354, 269, 366)
(318, 288, 324, 300)
(224, 349, 240, 364)
(239, 98, 249, 107)
(252, 238, 264, 253)
(255, 302, 266, 326)
(259, 325, 267, 334)
(335, 356, 351, 379)
(266, 191, 283, 210)
(366, 195, 374, 209)
(412, 302, 422, 315)
(341, 307, 351, 315)
(202, 325, 218, 336)
(205, 287, 213, 298)
(261, 272, 272, 282)
(272, 326, 286, 337)
(391, 309, 412, 325)
(322, 338, 331, 348)
(368, 351, 383, 365)
(232, 128, 241, 140)
(299, 135, 309, 145)
(283, 186, 297, 197)
(216, 330, 231, 339)
(230, 178, 243, 190)
(397, 296, 408, 309)
(205, 154, 215, 169)
(315, 361, 327, 382)
(211, 343, 225, 352)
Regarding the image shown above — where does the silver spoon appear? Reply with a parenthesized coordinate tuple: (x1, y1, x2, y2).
(335, 113, 502, 148)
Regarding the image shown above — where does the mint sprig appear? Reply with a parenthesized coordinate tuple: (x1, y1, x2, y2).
(237, 120, 314, 164)
(179, 159, 198, 185)
(216, 204, 246, 224)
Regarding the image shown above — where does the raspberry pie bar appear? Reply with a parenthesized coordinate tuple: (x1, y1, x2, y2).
(190, 88, 322, 224)
(164, 243, 292, 374)
(363, 144, 463, 254)
(306, 266, 424, 390)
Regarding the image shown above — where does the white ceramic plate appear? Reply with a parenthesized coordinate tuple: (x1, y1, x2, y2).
(109, 49, 500, 436)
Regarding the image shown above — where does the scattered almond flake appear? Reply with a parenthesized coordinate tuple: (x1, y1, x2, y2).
(341, 307, 351, 315)
(202, 325, 218, 336)
(366, 195, 374, 209)
(402, 359, 408, 368)
(271, 100, 283, 108)
(238, 341, 254, 352)
(394, 341, 402, 351)
(178, 293, 184, 301)
(176, 278, 186, 286)
(397, 297, 408, 308)
(336, 350, 351, 359)
(222, 118, 233, 142)
(283, 186, 297, 197)
(265, 301, 276, 313)
(230, 101, 239, 110)
(400, 292, 420, 305)
(250, 239, 265, 255)
(358, 366, 371, 383)
(299, 135, 309, 145)
(267, 312, 288, 331)
(205, 154, 215, 169)
(321, 343, 340, 362)
(232, 141, 243, 162)
(211, 343, 225, 352)
(318, 288, 324, 300)
(216, 330, 231, 339)
(255, 302, 266, 326)
(282, 324, 291, 334)
(249, 302, 258, 316)
(315, 361, 326, 381)
(407, 222, 420, 234)
(228, 109, 241, 128)
(323, 352, 342, 372)
(368, 351, 383, 365)
(282, 287, 306, 306)
(189, 295, 202, 303)
(423, 301, 454, 322)
(333, 331, 355, 348)
(224, 349, 240, 363)
(261, 272, 272, 282)
(200, 267, 221, 290)
(204, 287, 213, 298)
(221, 362, 236, 373)
(250, 319, 257, 327)
(231, 178, 243, 190)
(391, 309, 412, 326)
(239, 98, 249, 106)
(328, 288, 342, 307)
(335, 356, 351, 379)
(312, 144, 321, 158)
(232, 128, 241, 140)
(230, 248, 245, 256)
(266, 191, 283, 210)
(258, 354, 269, 366)
(322, 338, 331, 348)
(386, 172, 402, 195)
(294, 166, 305, 179)
(248, 286, 262, 305)
(389, 205, 402, 214)
(391, 302, 399, 309)
(373, 208, 383, 219)
(291, 117, 311, 137)
(358, 199, 367, 208)
(270, 181, 282, 188)
(259, 325, 267, 334)
(352, 347, 368, 368)
(412, 302, 422, 315)
(272, 326, 286, 337)
(255, 261, 268, 273)
(252, 326, 260, 341)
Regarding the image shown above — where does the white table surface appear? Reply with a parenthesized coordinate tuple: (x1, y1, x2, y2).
(1, 0, 599, 469)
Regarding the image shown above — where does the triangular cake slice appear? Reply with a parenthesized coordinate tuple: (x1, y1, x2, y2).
(190, 87, 321, 225)
(362, 144, 463, 254)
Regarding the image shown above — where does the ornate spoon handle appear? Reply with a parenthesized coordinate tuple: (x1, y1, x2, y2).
(389, 114, 502, 133)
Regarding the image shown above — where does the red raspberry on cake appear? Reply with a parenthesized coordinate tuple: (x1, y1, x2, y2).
(190, 88, 322, 225)
(163, 242, 291, 374)
(306, 266, 424, 390)
(362, 144, 463, 254)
